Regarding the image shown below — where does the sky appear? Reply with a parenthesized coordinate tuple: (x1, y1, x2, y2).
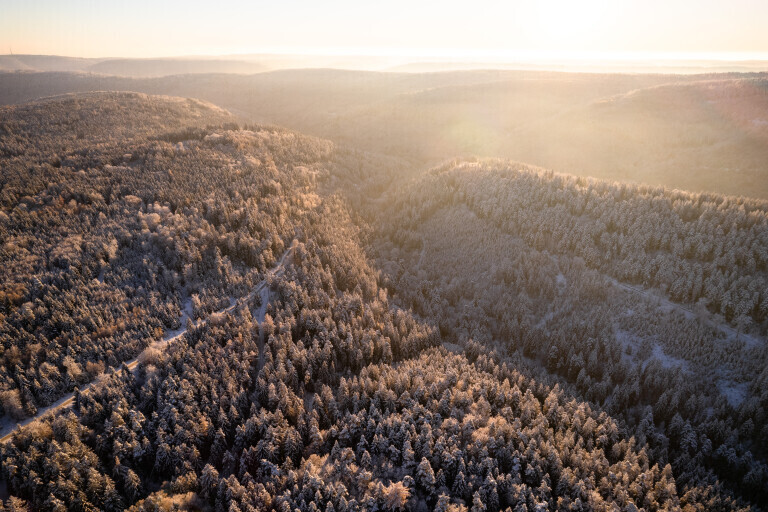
(2, 0, 768, 60)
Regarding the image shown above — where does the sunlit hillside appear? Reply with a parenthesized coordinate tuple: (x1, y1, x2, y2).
(1, 90, 763, 512)
(2, 1, 768, 509)
(2, 70, 768, 198)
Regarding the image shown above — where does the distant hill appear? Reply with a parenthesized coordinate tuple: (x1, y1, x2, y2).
(1, 91, 233, 147)
(86, 58, 267, 77)
(532, 78, 768, 196)
(1, 69, 768, 198)
(0, 55, 99, 72)
(388, 60, 768, 74)
(0, 55, 266, 77)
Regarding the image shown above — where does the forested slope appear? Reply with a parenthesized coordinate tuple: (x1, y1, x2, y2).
(365, 159, 768, 507)
(0, 92, 328, 418)
(0, 93, 751, 511)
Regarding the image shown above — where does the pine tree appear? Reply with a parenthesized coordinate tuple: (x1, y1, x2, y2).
(453, 471, 468, 501)
(434, 494, 451, 512)
(471, 492, 486, 512)
(416, 457, 436, 494)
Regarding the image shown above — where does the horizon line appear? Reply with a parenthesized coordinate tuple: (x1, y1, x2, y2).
(5, 50, 768, 64)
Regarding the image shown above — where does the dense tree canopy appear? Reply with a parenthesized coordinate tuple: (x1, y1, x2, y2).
(0, 93, 764, 511)
(364, 158, 768, 507)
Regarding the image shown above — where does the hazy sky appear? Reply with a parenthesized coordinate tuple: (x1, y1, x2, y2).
(2, 0, 768, 59)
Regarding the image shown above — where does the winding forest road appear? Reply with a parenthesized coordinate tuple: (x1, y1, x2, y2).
(0, 245, 294, 444)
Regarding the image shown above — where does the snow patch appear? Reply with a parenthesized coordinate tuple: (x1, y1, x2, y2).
(160, 296, 194, 342)
(650, 344, 688, 372)
(614, 328, 688, 373)
(718, 380, 749, 408)
(727, 331, 762, 351)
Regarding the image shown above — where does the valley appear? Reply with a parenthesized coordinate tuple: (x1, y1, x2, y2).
(0, 74, 766, 510)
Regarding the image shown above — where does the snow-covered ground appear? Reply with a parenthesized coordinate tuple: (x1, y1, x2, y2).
(649, 343, 689, 372)
(614, 328, 689, 373)
(718, 379, 749, 408)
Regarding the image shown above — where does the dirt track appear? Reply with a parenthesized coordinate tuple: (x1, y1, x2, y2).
(0, 246, 293, 444)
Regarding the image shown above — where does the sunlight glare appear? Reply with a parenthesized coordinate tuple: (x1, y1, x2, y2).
(527, 0, 617, 50)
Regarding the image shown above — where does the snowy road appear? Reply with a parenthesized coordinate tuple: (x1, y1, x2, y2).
(0, 245, 294, 444)
(610, 278, 763, 350)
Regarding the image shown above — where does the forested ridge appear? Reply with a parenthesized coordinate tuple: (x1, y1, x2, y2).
(380, 159, 768, 331)
(364, 159, 768, 508)
(0, 92, 332, 419)
(0, 92, 765, 511)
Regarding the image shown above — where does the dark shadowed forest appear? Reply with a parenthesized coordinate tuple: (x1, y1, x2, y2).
(0, 79, 766, 512)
